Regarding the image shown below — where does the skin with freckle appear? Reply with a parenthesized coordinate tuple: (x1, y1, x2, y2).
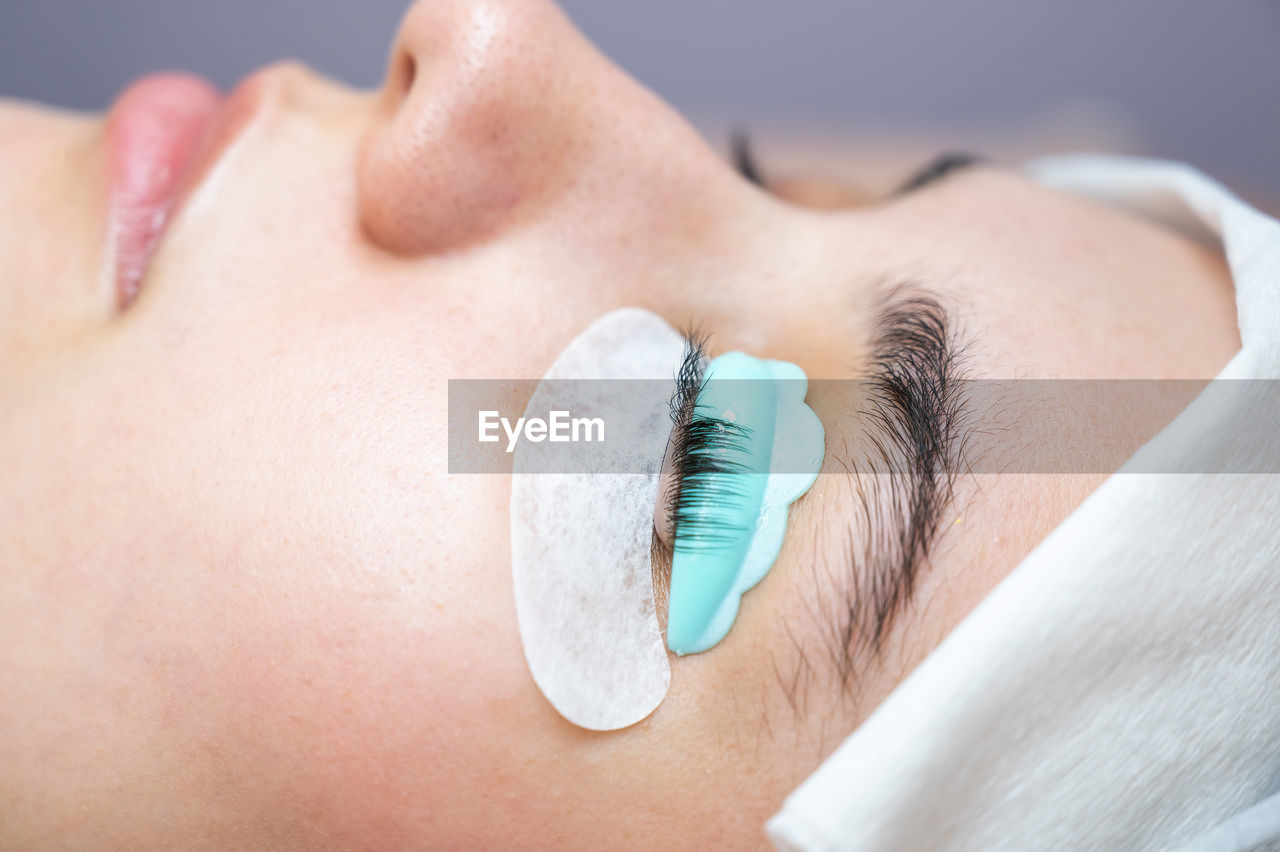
(0, 1, 1240, 849)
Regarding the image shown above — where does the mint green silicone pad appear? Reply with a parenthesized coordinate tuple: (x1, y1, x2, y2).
(666, 352, 825, 655)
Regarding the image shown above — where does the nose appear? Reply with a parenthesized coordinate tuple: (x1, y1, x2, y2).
(358, 0, 598, 255)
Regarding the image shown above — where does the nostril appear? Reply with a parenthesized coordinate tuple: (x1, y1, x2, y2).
(361, 0, 592, 256)
(391, 52, 417, 105)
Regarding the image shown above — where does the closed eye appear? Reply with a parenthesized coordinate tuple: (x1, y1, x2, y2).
(729, 132, 980, 202)
(730, 128, 766, 188)
(896, 151, 983, 195)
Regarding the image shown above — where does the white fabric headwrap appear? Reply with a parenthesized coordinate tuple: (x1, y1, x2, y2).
(767, 155, 1280, 852)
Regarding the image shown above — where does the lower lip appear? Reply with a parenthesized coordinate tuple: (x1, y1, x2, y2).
(103, 73, 224, 309)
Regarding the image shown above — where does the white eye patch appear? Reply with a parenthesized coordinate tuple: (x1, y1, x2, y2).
(509, 308, 684, 731)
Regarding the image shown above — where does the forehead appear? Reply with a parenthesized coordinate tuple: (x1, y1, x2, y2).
(858, 167, 1233, 379)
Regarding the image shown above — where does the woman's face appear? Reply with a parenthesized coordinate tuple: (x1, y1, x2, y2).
(0, 0, 1241, 847)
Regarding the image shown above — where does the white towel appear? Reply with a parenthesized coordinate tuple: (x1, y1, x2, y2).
(767, 155, 1280, 852)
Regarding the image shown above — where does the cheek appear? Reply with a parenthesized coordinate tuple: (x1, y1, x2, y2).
(50, 318, 562, 842)
(158, 469, 551, 845)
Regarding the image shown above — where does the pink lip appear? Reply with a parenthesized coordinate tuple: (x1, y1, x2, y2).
(103, 69, 270, 309)
(103, 73, 221, 309)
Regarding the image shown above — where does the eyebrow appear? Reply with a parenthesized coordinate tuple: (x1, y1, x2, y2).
(799, 285, 973, 701)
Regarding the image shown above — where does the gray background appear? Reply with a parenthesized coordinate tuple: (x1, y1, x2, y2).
(2, 0, 1277, 195)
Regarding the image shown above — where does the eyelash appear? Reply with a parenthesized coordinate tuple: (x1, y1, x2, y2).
(896, 151, 981, 194)
(661, 335, 755, 551)
(730, 128, 766, 187)
(732, 136, 980, 198)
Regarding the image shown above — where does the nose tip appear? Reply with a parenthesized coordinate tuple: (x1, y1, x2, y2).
(357, 0, 587, 256)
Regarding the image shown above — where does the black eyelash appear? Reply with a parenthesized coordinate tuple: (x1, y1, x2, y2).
(896, 151, 982, 195)
(663, 335, 755, 552)
(730, 127, 766, 187)
(669, 332, 709, 426)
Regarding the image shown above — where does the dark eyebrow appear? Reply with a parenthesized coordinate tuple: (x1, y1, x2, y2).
(896, 151, 983, 195)
(781, 285, 973, 707)
(848, 287, 970, 647)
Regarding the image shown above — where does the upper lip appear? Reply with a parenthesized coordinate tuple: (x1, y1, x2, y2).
(102, 66, 278, 310)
